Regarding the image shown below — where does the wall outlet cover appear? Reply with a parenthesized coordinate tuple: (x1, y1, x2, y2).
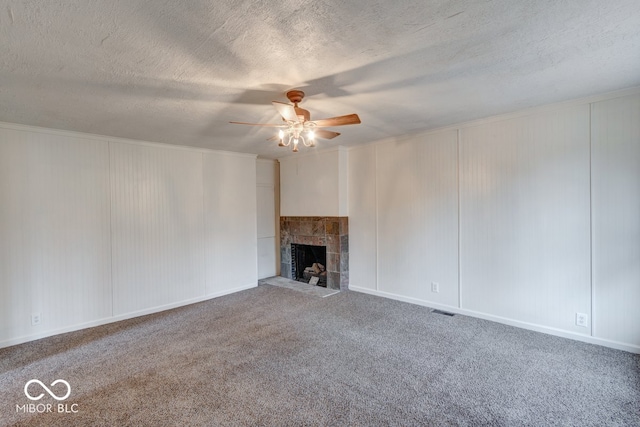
(31, 313, 41, 326)
(576, 312, 588, 327)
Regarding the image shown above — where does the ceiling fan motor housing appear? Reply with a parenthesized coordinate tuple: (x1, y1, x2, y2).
(286, 90, 305, 104)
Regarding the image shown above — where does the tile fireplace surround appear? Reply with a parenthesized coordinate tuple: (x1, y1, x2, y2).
(280, 217, 349, 290)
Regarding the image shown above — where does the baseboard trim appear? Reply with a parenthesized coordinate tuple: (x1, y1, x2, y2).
(0, 283, 257, 350)
(349, 286, 640, 354)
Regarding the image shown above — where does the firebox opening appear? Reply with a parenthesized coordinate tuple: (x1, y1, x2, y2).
(291, 244, 327, 287)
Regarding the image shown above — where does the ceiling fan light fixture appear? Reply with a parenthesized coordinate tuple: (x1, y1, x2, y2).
(230, 89, 361, 153)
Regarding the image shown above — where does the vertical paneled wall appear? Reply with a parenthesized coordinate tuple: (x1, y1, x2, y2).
(592, 93, 640, 345)
(0, 128, 112, 343)
(256, 159, 278, 279)
(204, 152, 257, 296)
(280, 147, 347, 217)
(460, 106, 591, 332)
(376, 131, 459, 306)
(347, 91, 640, 351)
(0, 124, 258, 348)
(110, 143, 206, 315)
(347, 145, 377, 291)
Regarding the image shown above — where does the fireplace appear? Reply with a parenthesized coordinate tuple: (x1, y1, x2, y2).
(291, 244, 327, 286)
(280, 217, 349, 290)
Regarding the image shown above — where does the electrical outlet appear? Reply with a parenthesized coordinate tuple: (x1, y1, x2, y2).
(576, 312, 588, 327)
(431, 282, 440, 293)
(31, 313, 41, 326)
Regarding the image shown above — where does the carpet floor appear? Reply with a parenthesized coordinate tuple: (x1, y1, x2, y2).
(1, 284, 639, 426)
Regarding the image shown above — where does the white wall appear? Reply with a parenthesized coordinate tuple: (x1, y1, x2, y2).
(460, 106, 591, 333)
(348, 90, 640, 353)
(203, 152, 257, 295)
(0, 128, 112, 342)
(348, 145, 377, 291)
(110, 142, 206, 315)
(377, 131, 459, 306)
(0, 123, 258, 348)
(592, 94, 640, 346)
(256, 159, 278, 279)
(279, 147, 348, 217)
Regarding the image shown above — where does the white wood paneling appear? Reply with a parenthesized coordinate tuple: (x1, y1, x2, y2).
(257, 237, 277, 279)
(256, 159, 278, 279)
(348, 145, 377, 290)
(0, 128, 111, 342)
(376, 131, 459, 305)
(256, 158, 277, 186)
(280, 148, 346, 217)
(459, 105, 591, 332)
(110, 142, 205, 315)
(592, 93, 640, 346)
(204, 152, 257, 294)
(256, 182, 277, 279)
(0, 122, 261, 348)
(257, 184, 275, 239)
(346, 91, 640, 351)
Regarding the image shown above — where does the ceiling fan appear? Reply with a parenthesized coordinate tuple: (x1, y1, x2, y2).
(230, 90, 361, 152)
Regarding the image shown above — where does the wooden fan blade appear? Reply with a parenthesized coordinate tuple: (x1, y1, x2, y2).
(272, 101, 299, 122)
(315, 130, 341, 140)
(229, 121, 285, 127)
(310, 114, 361, 127)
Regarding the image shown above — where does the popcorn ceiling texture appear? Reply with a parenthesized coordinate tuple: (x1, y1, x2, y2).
(1, 285, 639, 425)
(1, 1, 639, 158)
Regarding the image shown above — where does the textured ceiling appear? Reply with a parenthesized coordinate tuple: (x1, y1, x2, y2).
(1, 0, 639, 158)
